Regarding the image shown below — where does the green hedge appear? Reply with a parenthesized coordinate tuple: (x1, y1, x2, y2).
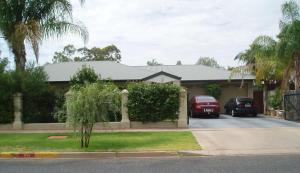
(127, 83, 180, 123)
(0, 60, 57, 124)
(0, 58, 14, 123)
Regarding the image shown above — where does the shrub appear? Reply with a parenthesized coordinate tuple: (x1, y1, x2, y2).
(21, 65, 57, 123)
(0, 58, 14, 123)
(54, 65, 104, 123)
(70, 65, 99, 86)
(268, 88, 282, 109)
(0, 61, 57, 124)
(66, 82, 120, 147)
(53, 90, 68, 123)
(127, 83, 180, 123)
(205, 84, 221, 99)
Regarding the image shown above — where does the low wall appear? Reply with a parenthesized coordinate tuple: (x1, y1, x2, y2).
(24, 123, 68, 130)
(2, 89, 188, 131)
(0, 121, 178, 130)
(0, 124, 13, 130)
(130, 121, 178, 129)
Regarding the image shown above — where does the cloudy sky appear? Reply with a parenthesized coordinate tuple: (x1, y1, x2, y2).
(0, 0, 296, 67)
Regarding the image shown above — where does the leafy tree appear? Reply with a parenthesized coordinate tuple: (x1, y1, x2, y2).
(52, 44, 122, 63)
(195, 57, 223, 69)
(70, 65, 100, 87)
(77, 45, 121, 62)
(147, 59, 162, 66)
(0, 0, 88, 71)
(66, 82, 120, 148)
(176, 60, 182, 65)
(53, 65, 99, 123)
(232, 36, 281, 114)
(277, 0, 300, 91)
(52, 45, 76, 63)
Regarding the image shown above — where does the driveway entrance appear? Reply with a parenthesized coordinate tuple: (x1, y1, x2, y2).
(189, 114, 300, 129)
(190, 114, 300, 155)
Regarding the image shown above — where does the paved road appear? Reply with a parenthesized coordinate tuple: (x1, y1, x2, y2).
(1, 155, 300, 173)
(189, 114, 300, 128)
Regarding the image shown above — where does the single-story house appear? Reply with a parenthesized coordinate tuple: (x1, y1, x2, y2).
(44, 61, 260, 113)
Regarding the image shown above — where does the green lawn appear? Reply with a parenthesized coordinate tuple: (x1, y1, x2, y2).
(0, 132, 200, 152)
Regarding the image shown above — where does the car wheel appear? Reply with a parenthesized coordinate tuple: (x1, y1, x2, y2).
(215, 114, 220, 118)
(231, 109, 236, 117)
(252, 113, 257, 117)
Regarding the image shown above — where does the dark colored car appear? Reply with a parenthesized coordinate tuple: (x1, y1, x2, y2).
(189, 95, 220, 118)
(224, 97, 257, 117)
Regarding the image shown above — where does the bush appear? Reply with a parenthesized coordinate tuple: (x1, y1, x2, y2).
(205, 84, 221, 99)
(0, 61, 57, 124)
(66, 82, 120, 147)
(53, 91, 68, 123)
(268, 88, 282, 109)
(54, 65, 105, 123)
(127, 83, 180, 123)
(0, 58, 14, 123)
(70, 65, 99, 86)
(21, 65, 57, 123)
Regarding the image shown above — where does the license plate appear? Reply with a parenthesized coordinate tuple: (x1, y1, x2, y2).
(245, 103, 251, 107)
(204, 109, 213, 112)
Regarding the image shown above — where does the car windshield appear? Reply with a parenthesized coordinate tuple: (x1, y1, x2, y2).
(237, 97, 253, 103)
(196, 96, 216, 102)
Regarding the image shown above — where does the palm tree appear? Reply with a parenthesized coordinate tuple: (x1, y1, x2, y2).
(277, 0, 300, 91)
(0, 0, 88, 71)
(232, 36, 281, 114)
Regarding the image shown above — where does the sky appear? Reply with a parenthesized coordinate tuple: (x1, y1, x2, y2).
(0, 0, 298, 67)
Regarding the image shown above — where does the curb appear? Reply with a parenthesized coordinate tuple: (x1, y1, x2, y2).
(0, 152, 58, 158)
(0, 151, 196, 159)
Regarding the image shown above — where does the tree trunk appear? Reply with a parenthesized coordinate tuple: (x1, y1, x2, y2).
(294, 54, 300, 120)
(281, 66, 292, 93)
(12, 43, 26, 71)
(11, 42, 26, 126)
(295, 54, 300, 91)
(263, 83, 268, 115)
(80, 125, 84, 148)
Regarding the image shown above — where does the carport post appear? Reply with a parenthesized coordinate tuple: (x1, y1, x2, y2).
(178, 88, 188, 128)
(121, 89, 130, 128)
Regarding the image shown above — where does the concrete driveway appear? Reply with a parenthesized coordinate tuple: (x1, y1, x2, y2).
(190, 114, 300, 155)
(189, 114, 300, 129)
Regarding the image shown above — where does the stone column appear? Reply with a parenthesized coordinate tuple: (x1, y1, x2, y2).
(121, 89, 130, 128)
(178, 88, 188, 128)
(13, 93, 23, 130)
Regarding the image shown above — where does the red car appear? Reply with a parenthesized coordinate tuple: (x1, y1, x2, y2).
(189, 95, 220, 118)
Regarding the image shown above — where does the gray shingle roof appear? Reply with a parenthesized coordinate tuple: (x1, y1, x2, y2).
(43, 61, 254, 82)
(43, 61, 154, 82)
(136, 65, 254, 81)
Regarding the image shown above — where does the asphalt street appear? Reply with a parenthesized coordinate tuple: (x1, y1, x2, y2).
(1, 155, 300, 173)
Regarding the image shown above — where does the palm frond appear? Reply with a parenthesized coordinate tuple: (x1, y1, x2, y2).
(0, 0, 88, 68)
(42, 19, 89, 44)
(229, 65, 253, 88)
